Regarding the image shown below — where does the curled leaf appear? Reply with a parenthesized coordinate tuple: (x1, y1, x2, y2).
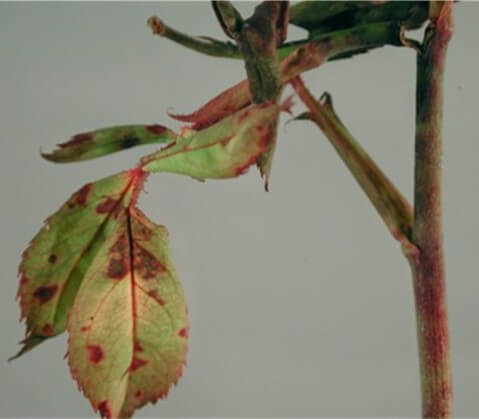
(12, 170, 146, 360)
(142, 102, 280, 180)
(289, 1, 429, 35)
(42, 124, 176, 163)
(68, 206, 188, 418)
(167, 79, 250, 130)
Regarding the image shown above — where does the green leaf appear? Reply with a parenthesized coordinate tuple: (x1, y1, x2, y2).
(68, 206, 188, 418)
(289, 1, 429, 35)
(12, 170, 146, 360)
(141, 102, 280, 180)
(42, 124, 176, 163)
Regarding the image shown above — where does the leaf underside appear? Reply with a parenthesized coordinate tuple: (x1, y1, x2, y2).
(141, 102, 280, 182)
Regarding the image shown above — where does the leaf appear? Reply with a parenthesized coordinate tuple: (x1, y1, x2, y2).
(42, 124, 177, 163)
(12, 170, 146, 360)
(141, 102, 280, 180)
(289, 1, 429, 35)
(68, 206, 188, 418)
(167, 79, 250, 130)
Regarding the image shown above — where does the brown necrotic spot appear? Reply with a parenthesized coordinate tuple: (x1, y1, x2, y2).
(62, 133, 93, 148)
(134, 244, 166, 280)
(19, 275, 28, 287)
(80, 326, 90, 333)
(135, 390, 143, 399)
(130, 356, 148, 371)
(146, 124, 167, 135)
(87, 344, 104, 364)
(33, 285, 59, 304)
(96, 197, 122, 217)
(68, 183, 92, 208)
(48, 254, 57, 264)
(42, 324, 54, 336)
(107, 258, 129, 280)
(107, 234, 130, 280)
(97, 400, 111, 419)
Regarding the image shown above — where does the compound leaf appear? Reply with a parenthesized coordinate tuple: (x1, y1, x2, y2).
(12, 170, 145, 360)
(68, 206, 188, 418)
(42, 124, 176, 163)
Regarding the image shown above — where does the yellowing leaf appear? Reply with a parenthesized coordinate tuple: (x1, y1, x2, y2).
(68, 206, 188, 418)
(141, 102, 279, 180)
(12, 170, 146, 359)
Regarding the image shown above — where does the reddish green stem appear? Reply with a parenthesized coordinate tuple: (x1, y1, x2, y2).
(406, 3, 454, 417)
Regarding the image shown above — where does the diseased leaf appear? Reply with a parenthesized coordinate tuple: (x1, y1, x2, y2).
(12, 170, 146, 359)
(141, 102, 280, 180)
(167, 79, 250, 130)
(68, 206, 188, 418)
(42, 124, 176, 163)
(289, 1, 429, 35)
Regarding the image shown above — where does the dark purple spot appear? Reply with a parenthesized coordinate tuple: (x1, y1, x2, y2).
(130, 356, 148, 371)
(107, 258, 129, 280)
(68, 183, 92, 208)
(121, 136, 140, 149)
(96, 197, 122, 217)
(146, 124, 167, 135)
(97, 400, 111, 419)
(33, 285, 59, 304)
(87, 344, 104, 364)
(134, 244, 166, 280)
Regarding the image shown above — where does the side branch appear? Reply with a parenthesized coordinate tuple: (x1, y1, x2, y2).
(291, 76, 413, 246)
(407, 2, 454, 417)
(147, 16, 240, 58)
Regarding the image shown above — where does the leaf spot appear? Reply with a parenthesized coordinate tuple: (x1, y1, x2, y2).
(96, 197, 122, 217)
(107, 234, 130, 280)
(134, 245, 166, 280)
(80, 326, 90, 333)
(107, 258, 129, 280)
(48, 254, 57, 264)
(87, 344, 104, 364)
(146, 124, 167, 135)
(121, 136, 140, 149)
(130, 356, 148, 372)
(178, 327, 188, 338)
(33, 285, 58, 304)
(97, 400, 111, 419)
(42, 323, 54, 336)
(147, 289, 165, 306)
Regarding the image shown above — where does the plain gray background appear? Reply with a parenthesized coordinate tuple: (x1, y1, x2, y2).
(1, 2, 478, 417)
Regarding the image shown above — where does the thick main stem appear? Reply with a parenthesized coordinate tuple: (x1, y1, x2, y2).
(407, 3, 454, 417)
